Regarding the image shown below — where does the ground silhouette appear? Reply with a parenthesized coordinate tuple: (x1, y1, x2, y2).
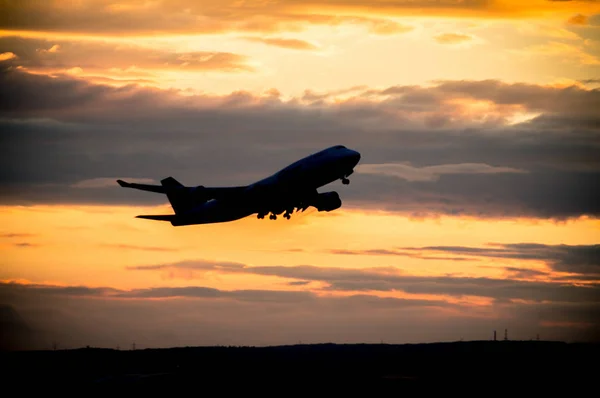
(2, 340, 597, 392)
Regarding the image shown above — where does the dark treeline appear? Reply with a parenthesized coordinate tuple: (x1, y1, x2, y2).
(2, 341, 597, 392)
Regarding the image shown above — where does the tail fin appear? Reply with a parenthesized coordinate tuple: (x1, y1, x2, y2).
(161, 177, 183, 189)
(161, 177, 196, 214)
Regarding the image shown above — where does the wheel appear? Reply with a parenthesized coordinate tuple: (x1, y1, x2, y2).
(342, 177, 350, 185)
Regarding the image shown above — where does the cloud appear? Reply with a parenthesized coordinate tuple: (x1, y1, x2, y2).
(502, 267, 551, 279)
(0, 233, 37, 238)
(1, 1, 598, 38)
(0, 52, 17, 61)
(125, 259, 600, 303)
(1, 67, 599, 219)
(2, 279, 598, 350)
(74, 178, 157, 189)
(396, 243, 600, 276)
(434, 33, 473, 44)
(568, 14, 589, 25)
(358, 163, 527, 182)
(99, 244, 179, 252)
(13, 242, 39, 248)
(242, 37, 319, 50)
(0, 36, 254, 77)
(127, 260, 247, 272)
(329, 248, 481, 262)
(524, 41, 600, 65)
(287, 280, 311, 286)
(355, 18, 414, 35)
(71, 177, 156, 188)
(331, 244, 600, 279)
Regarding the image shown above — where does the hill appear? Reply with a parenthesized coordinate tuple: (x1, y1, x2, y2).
(2, 341, 597, 392)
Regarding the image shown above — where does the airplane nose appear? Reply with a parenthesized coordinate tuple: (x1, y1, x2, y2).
(350, 150, 361, 165)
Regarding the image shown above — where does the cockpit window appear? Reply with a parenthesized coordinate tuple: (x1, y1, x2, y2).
(333, 145, 346, 150)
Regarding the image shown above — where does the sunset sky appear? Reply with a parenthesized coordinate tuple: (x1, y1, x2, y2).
(1, 0, 599, 350)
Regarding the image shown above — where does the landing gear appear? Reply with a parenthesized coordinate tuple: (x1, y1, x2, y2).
(341, 169, 353, 185)
(259, 209, 294, 220)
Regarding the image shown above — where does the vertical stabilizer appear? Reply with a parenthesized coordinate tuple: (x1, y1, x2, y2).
(161, 177, 194, 214)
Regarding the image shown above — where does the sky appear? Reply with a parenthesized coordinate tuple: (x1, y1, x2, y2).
(1, 0, 599, 350)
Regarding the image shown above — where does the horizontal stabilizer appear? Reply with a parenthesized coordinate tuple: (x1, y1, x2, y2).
(116, 179, 167, 194)
(136, 215, 177, 222)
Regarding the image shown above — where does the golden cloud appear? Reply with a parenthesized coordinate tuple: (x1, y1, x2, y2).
(2, 0, 599, 36)
(0, 36, 254, 76)
(434, 33, 473, 44)
(242, 37, 319, 50)
(526, 41, 600, 65)
(0, 51, 16, 61)
(567, 13, 589, 25)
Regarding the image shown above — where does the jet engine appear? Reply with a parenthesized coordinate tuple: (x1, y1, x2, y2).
(313, 191, 342, 212)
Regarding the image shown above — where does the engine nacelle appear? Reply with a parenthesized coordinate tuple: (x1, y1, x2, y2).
(313, 191, 341, 212)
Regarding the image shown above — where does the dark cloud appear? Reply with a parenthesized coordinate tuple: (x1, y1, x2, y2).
(287, 280, 311, 286)
(13, 242, 39, 248)
(329, 244, 600, 277)
(328, 248, 475, 261)
(0, 233, 37, 238)
(397, 243, 600, 276)
(0, 36, 253, 74)
(127, 260, 246, 272)
(116, 285, 318, 303)
(126, 259, 600, 303)
(1, 282, 118, 297)
(502, 267, 550, 279)
(2, 279, 598, 350)
(1, 66, 599, 219)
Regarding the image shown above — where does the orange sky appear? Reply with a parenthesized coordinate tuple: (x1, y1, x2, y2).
(1, 0, 599, 349)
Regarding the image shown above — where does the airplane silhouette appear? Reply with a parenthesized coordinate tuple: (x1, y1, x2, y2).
(116, 145, 361, 226)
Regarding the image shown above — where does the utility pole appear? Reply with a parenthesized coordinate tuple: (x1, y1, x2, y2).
(504, 329, 508, 341)
(493, 330, 496, 341)
(132, 342, 136, 351)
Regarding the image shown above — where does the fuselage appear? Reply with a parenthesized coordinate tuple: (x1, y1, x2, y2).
(251, 145, 360, 192)
(172, 145, 361, 225)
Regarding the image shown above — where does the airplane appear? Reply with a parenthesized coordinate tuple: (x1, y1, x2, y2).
(116, 145, 361, 226)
